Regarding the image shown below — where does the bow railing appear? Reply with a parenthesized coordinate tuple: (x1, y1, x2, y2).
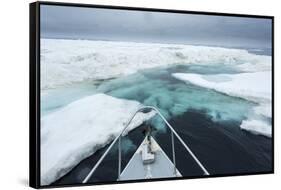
(82, 106, 209, 183)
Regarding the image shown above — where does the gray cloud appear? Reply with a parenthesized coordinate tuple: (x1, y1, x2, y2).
(41, 5, 272, 48)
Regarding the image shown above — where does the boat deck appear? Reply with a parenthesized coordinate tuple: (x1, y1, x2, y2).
(119, 136, 181, 180)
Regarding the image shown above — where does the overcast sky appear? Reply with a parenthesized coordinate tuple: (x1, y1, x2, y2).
(40, 5, 272, 48)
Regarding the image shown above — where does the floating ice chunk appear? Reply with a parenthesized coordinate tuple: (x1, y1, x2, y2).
(172, 72, 272, 137)
(172, 71, 271, 103)
(40, 93, 155, 185)
(240, 119, 271, 137)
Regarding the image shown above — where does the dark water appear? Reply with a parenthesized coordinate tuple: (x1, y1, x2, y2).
(52, 64, 272, 185)
(53, 109, 272, 185)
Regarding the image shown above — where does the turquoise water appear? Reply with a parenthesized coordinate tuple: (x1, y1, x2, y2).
(41, 64, 256, 130)
(41, 81, 100, 116)
(96, 65, 255, 130)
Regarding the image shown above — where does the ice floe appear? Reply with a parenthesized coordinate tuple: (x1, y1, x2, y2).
(172, 72, 271, 102)
(172, 71, 272, 137)
(240, 119, 271, 138)
(40, 93, 155, 185)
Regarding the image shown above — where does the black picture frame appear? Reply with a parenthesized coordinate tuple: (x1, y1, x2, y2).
(29, 1, 274, 189)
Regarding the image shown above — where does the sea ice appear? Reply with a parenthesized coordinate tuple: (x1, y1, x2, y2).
(240, 119, 271, 138)
(41, 39, 271, 90)
(40, 93, 155, 185)
(172, 72, 271, 102)
(172, 72, 272, 137)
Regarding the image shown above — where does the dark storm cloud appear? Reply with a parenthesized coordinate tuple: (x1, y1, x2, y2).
(41, 5, 272, 48)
